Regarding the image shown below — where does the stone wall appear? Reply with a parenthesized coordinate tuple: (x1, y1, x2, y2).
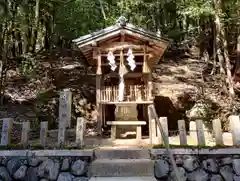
(0, 156, 91, 181)
(153, 154, 239, 181)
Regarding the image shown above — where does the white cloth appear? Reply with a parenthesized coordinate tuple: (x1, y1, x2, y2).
(107, 51, 117, 71)
(127, 48, 136, 71)
(118, 75, 125, 101)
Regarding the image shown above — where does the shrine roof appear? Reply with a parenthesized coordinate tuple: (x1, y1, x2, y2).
(72, 16, 170, 66)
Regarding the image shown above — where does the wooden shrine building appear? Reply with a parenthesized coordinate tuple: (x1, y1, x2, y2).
(73, 17, 169, 141)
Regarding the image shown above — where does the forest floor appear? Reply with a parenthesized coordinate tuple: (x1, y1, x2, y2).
(0, 49, 239, 147)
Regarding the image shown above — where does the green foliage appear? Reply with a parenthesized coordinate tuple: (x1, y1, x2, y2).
(152, 144, 231, 149)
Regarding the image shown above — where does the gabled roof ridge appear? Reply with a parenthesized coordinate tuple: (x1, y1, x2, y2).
(72, 22, 169, 46)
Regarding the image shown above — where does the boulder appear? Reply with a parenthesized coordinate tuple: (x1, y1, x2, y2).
(71, 160, 87, 176)
(7, 158, 23, 175)
(220, 165, 233, 181)
(73, 177, 88, 181)
(233, 159, 240, 175)
(28, 157, 42, 167)
(202, 159, 218, 173)
(57, 172, 73, 181)
(38, 159, 60, 180)
(61, 158, 70, 171)
(187, 169, 208, 181)
(0, 166, 12, 181)
(154, 159, 170, 179)
(219, 157, 232, 166)
(210, 174, 223, 181)
(234, 174, 240, 181)
(13, 165, 28, 180)
(183, 156, 199, 172)
(26, 167, 38, 181)
(169, 167, 187, 181)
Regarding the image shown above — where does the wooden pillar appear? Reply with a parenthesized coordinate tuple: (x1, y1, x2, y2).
(148, 73, 153, 101)
(95, 48, 103, 135)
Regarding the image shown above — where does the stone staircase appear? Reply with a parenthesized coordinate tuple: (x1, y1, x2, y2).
(89, 149, 156, 181)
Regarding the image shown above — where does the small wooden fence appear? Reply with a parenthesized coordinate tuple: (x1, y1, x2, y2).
(1, 115, 240, 148)
(148, 114, 240, 146)
(101, 84, 148, 102)
(0, 117, 86, 148)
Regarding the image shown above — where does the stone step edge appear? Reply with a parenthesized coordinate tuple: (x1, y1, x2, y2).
(89, 177, 156, 181)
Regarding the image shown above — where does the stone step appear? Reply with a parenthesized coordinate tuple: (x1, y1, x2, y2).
(89, 177, 156, 181)
(90, 159, 154, 177)
(95, 149, 150, 159)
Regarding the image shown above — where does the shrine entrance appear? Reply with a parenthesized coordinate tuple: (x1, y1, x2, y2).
(73, 16, 169, 146)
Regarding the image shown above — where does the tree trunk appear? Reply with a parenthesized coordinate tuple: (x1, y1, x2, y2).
(211, 18, 217, 75)
(214, 15, 225, 74)
(214, 0, 235, 98)
(233, 35, 240, 82)
(31, 0, 40, 52)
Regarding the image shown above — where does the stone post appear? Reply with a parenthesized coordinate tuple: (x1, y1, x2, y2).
(178, 120, 187, 145)
(59, 89, 72, 128)
(21, 121, 30, 147)
(76, 117, 85, 147)
(229, 115, 240, 145)
(0, 118, 13, 146)
(196, 119, 205, 146)
(212, 119, 223, 145)
(40, 121, 48, 147)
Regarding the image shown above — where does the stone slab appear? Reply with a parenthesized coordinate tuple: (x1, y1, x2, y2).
(89, 177, 156, 181)
(90, 159, 154, 177)
(0, 150, 93, 157)
(95, 149, 150, 159)
(150, 148, 240, 155)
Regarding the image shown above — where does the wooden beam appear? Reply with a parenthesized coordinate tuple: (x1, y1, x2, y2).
(96, 75, 102, 135)
(101, 52, 152, 57)
(96, 48, 102, 75)
(120, 31, 125, 42)
(106, 121, 146, 125)
(100, 42, 153, 52)
(142, 45, 150, 73)
(102, 62, 143, 66)
(123, 29, 168, 50)
(148, 73, 153, 101)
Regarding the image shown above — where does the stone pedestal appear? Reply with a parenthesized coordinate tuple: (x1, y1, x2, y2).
(115, 104, 138, 138)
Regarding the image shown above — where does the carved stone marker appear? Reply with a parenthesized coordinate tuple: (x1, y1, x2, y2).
(59, 89, 72, 128)
(76, 117, 85, 147)
(159, 117, 169, 145)
(40, 122, 48, 147)
(229, 115, 240, 145)
(0, 118, 13, 146)
(21, 121, 30, 147)
(178, 120, 187, 145)
(212, 119, 223, 145)
(195, 119, 205, 146)
(58, 121, 66, 147)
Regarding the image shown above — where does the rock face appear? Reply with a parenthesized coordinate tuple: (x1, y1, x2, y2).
(57, 172, 73, 181)
(154, 155, 236, 181)
(38, 159, 60, 180)
(71, 160, 87, 176)
(0, 156, 89, 181)
(183, 156, 199, 172)
(7, 158, 23, 175)
(13, 165, 27, 180)
(0, 153, 240, 181)
(154, 159, 170, 179)
(0, 166, 12, 181)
